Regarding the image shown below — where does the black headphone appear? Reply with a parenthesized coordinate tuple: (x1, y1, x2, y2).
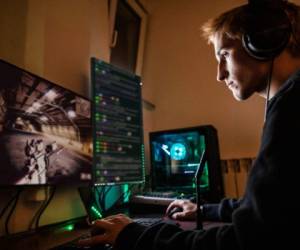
(242, 0, 292, 60)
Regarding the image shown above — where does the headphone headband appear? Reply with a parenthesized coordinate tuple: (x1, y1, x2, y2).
(242, 0, 291, 60)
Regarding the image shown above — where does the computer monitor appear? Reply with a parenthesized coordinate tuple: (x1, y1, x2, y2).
(0, 59, 92, 186)
(149, 125, 224, 202)
(91, 58, 145, 185)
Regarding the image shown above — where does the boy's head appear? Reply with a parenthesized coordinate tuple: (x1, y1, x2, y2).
(202, 0, 300, 60)
(200, 0, 300, 101)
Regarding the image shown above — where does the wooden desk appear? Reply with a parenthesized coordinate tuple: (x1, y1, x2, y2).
(0, 212, 227, 250)
(0, 226, 89, 250)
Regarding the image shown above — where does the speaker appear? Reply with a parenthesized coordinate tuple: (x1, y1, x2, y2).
(242, 0, 291, 60)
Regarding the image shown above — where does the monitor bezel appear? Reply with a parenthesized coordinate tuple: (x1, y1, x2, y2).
(91, 57, 145, 186)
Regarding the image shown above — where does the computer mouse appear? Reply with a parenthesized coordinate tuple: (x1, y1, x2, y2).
(167, 207, 183, 219)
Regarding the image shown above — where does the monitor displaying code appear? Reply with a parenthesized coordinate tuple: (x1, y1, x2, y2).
(91, 58, 145, 185)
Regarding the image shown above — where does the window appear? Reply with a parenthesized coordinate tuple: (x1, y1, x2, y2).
(109, 0, 148, 75)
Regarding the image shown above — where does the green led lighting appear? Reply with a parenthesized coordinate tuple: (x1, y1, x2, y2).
(123, 184, 129, 202)
(62, 224, 74, 231)
(141, 144, 146, 179)
(91, 205, 102, 218)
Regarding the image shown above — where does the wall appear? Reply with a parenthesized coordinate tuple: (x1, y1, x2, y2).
(0, 0, 111, 235)
(0, 0, 27, 67)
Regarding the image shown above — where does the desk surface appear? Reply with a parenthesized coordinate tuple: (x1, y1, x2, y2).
(0, 227, 89, 250)
(0, 206, 227, 250)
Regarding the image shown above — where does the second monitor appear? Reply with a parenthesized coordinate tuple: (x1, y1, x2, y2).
(91, 58, 145, 186)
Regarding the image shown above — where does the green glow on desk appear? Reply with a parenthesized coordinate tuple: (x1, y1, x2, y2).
(63, 224, 74, 231)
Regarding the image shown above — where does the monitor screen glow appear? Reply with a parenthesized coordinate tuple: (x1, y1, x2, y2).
(0, 59, 92, 186)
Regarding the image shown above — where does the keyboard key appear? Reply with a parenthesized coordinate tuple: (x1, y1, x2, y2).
(133, 217, 163, 226)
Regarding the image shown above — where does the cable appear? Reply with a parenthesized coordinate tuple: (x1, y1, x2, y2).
(103, 185, 113, 198)
(94, 186, 104, 210)
(34, 186, 56, 229)
(108, 184, 133, 212)
(264, 59, 274, 122)
(28, 186, 49, 230)
(195, 149, 207, 230)
(94, 186, 105, 212)
(100, 186, 113, 210)
(94, 185, 115, 214)
(0, 188, 22, 219)
(4, 188, 23, 235)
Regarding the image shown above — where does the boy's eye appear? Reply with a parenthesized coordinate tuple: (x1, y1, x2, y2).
(222, 51, 229, 57)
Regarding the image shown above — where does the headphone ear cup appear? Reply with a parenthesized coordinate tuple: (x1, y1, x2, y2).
(242, 5, 291, 60)
(242, 25, 291, 60)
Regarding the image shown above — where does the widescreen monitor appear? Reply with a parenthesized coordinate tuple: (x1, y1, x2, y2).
(91, 58, 145, 185)
(0, 59, 92, 186)
(149, 125, 224, 202)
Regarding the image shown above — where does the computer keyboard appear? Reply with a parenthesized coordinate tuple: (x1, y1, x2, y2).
(131, 192, 194, 206)
(142, 191, 179, 198)
(49, 217, 163, 250)
(133, 216, 163, 226)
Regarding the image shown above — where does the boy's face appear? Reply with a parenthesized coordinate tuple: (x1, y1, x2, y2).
(212, 32, 270, 101)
